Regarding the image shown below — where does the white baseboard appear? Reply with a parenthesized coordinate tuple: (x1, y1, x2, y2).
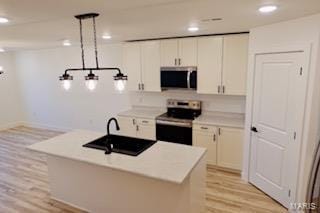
(51, 196, 88, 212)
(20, 121, 73, 132)
(0, 121, 24, 131)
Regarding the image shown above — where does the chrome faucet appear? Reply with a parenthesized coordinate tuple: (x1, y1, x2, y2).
(105, 117, 120, 154)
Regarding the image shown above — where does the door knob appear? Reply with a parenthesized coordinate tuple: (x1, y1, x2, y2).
(251, 126, 258, 133)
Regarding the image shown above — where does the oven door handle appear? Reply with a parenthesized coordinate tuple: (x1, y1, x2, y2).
(156, 120, 192, 128)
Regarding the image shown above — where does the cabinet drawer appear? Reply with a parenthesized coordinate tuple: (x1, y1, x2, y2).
(193, 124, 216, 132)
(137, 118, 155, 126)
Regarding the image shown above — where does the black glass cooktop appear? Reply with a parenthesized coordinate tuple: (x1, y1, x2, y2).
(83, 135, 156, 156)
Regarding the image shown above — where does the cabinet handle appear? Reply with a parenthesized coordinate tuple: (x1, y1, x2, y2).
(142, 83, 145, 90)
(218, 128, 221, 135)
(133, 119, 136, 125)
(136, 125, 139, 131)
(142, 120, 149, 124)
(174, 58, 177, 66)
(138, 83, 141, 90)
(222, 86, 225, 94)
(213, 134, 216, 142)
(178, 58, 181, 66)
(218, 85, 221, 94)
(200, 126, 208, 130)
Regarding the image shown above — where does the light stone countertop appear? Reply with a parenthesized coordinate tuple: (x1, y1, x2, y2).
(28, 129, 206, 184)
(117, 106, 165, 119)
(193, 111, 245, 128)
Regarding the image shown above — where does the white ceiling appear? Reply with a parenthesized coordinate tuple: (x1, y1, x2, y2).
(0, 0, 319, 50)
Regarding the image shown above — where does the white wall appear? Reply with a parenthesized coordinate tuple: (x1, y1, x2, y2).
(15, 44, 131, 132)
(14, 42, 246, 133)
(0, 52, 24, 129)
(243, 13, 320, 203)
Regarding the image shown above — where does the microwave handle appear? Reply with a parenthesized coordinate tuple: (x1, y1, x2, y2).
(187, 71, 191, 89)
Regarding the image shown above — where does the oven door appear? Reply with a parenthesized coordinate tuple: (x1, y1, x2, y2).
(156, 120, 192, 145)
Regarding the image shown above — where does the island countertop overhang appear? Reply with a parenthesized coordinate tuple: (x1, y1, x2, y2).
(27, 129, 206, 184)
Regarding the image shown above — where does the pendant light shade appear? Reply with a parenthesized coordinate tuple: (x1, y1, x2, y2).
(59, 13, 127, 92)
(113, 73, 128, 92)
(0, 66, 4, 75)
(59, 73, 73, 91)
(85, 72, 99, 91)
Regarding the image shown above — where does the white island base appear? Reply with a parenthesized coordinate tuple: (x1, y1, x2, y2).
(48, 154, 205, 213)
(28, 130, 206, 213)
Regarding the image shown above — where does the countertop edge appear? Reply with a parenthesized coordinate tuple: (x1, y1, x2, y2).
(27, 144, 206, 185)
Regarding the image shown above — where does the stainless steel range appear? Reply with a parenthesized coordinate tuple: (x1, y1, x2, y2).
(156, 99, 201, 145)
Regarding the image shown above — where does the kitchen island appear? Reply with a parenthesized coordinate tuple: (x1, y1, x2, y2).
(28, 130, 206, 213)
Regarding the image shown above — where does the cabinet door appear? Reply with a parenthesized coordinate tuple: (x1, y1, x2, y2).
(178, 38, 197, 66)
(141, 41, 161, 92)
(222, 34, 249, 95)
(197, 37, 223, 94)
(160, 39, 178, 66)
(217, 127, 243, 170)
(136, 118, 156, 140)
(193, 126, 217, 165)
(117, 116, 137, 138)
(123, 43, 142, 91)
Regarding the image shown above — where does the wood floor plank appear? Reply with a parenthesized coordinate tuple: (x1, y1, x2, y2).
(0, 126, 287, 212)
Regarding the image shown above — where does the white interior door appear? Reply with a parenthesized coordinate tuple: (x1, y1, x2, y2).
(249, 51, 307, 208)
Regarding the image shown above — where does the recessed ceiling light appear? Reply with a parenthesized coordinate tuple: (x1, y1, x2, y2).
(0, 48, 5, 52)
(63, 40, 71, 46)
(102, 35, 112, 40)
(259, 5, 277, 13)
(188, 27, 199, 32)
(0, 17, 9, 23)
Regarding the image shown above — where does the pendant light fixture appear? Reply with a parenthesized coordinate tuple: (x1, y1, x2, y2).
(59, 13, 127, 92)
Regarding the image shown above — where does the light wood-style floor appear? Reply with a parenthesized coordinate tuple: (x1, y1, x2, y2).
(0, 126, 287, 213)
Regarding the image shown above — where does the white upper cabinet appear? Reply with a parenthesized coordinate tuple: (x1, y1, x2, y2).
(197, 34, 248, 95)
(160, 38, 197, 67)
(160, 39, 179, 66)
(197, 37, 223, 94)
(123, 43, 141, 91)
(222, 34, 249, 95)
(141, 41, 161, 92)
(123, 41, 161, 92)
(178, 38, 198, 66)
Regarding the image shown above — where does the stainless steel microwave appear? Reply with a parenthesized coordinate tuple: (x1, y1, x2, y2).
(160, 66, 197, 90)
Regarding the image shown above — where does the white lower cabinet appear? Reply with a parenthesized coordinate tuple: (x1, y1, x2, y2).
(117, 116, 137, 138)
(193, 124, 243, 170)
(117, 116, 156, 140)
(136, 118, 156, 140)
(217, 127, 243, 170)
(193, 126, 217, 165)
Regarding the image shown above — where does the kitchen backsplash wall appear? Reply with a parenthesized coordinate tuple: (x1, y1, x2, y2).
(129, 91, 246, 113)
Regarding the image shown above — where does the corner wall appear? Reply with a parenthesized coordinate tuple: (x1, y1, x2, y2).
(0, 52, 24, 129)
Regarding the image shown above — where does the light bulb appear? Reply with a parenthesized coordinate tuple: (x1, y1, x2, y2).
(86, 79, 98, 91)
(62, 80, 72, 91)
(259, 5, 277, 13)
(114, 80, 126, 92)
